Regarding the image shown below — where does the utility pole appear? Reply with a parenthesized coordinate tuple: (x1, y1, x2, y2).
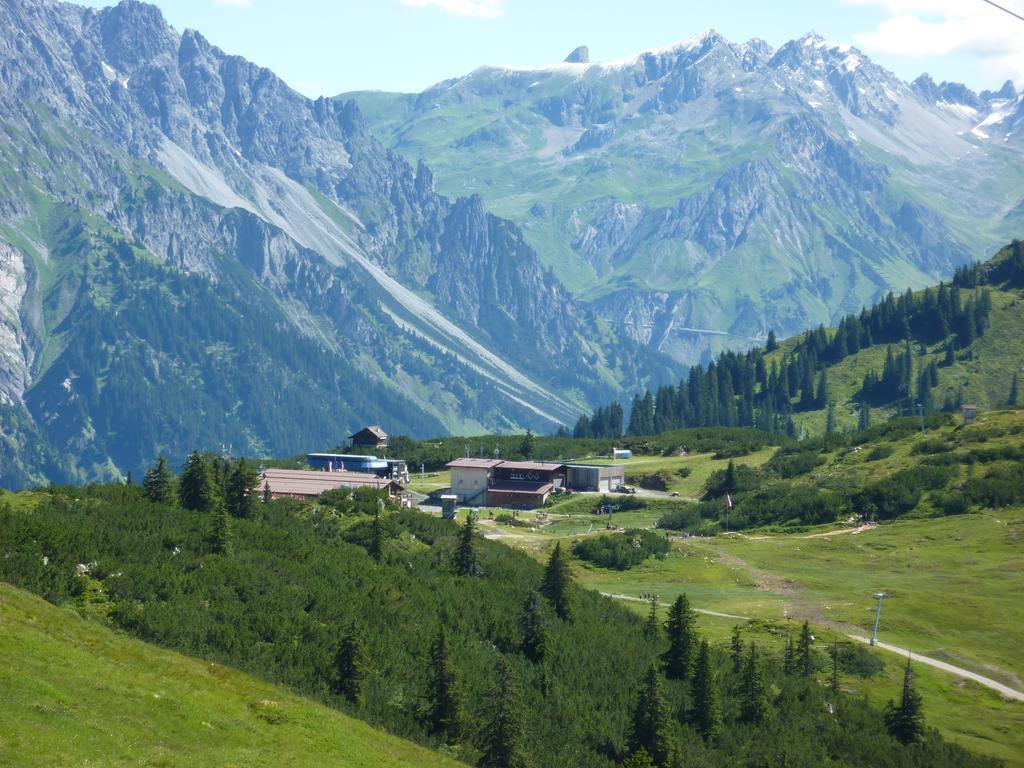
(870, 592, 887, 646)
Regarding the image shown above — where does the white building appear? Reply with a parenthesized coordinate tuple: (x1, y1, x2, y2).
(447, 458, 502, 504)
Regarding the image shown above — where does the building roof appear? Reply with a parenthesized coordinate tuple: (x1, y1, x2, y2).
(259, 468, 401, 497)
(447, 458, 504, 469)
(566, 463, 625, 471)
(488, 481, 554, 496)
(350, 425, 388, 440)
(961, 404, 979, 410)
(495, 461, 565, 472)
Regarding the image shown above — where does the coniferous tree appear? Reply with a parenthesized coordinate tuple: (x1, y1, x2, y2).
(783, 634, 795, 675)
(453, 513, 481, 576)
(368, 511, 384, 562)
(798, 621, 814, 677)
(885, 657, 925, 745)
(731, 626, 744, 673)
(1010, 372, 1020, 406)
(520, 592, 549, 663)
(332, 626, 367, 705)
(740, 643, 768, 724)
(628, 663, 677, 767)
(662, 594, 696, 680)
(766, 329, 778, 352)
(691, 638, 723, 743)
(644, 595, 660, 640)
(426, 628, 461, 743)
(540, 543, 572, 621)
(142, 456, 176, 506)
(621, 748, 656, 768)
(857, 402, 872, 432)
(226, 457, 257, 518)
(479, 657, 528, 768)
(209, 498, 232, 556)
(724, 460, 737, 493)
(519, 429, 535, 460)
(825, 402, 837, 434)
(179, 451, 218, 512)
(816, 369, 829, 409)
(262, 482, 272, 503)
(830, 642, 841, 694)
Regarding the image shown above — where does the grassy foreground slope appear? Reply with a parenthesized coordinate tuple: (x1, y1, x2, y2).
(0, 582, 463, 768)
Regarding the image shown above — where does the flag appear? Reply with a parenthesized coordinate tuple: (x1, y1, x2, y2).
(725, 493, 733, 509)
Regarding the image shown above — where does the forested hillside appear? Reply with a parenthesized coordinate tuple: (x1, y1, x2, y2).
(0, 480, 996, 768)
(582, 241, 1024, 440)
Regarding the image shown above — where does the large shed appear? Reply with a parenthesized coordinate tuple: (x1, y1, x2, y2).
(565, 464, 625, 493)
(259, 468, 402, 500)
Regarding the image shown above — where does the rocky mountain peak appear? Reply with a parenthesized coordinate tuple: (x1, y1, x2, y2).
(564, 45, 589, 64)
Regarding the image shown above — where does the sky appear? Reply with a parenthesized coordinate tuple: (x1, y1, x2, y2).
(81, 0, 1024, 99)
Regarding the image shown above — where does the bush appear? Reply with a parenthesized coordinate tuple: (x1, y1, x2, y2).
(704, 463, 764, 499)
(572, 529, 671, 570)
(732, 484, 846, 528)
(767, 450, 825, 479)
(656, 506, 703, 532)
(852, 465, 954, 520)
(864, 445, 893, 462)
(911, 438, 952, 456)
(834, 644, 885, 677)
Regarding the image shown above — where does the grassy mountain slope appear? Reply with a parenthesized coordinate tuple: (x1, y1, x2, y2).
(464, 409, 1024, 764)
(778, 244, 1024, 437)
(0, 485, 992, 768)
(0, 581, 463, 768)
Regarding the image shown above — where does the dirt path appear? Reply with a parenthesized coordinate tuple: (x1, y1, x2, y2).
(803, 523, 876, 539)
(846, 635, 1024, 702)
(600, 592, 750, 621)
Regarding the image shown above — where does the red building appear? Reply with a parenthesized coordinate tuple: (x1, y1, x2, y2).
(485, 461, 565, 509)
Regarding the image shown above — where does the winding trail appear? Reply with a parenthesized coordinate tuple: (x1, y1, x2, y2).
(845, 635, 1024, 702)
(600, 592, 750, 621)
(600, 592, 1024, 701)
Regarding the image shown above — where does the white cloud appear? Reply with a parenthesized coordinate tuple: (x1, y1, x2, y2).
(848, 0, 1024, 85)
(213, 0, 252, 7)
(399, 0, 505, 19)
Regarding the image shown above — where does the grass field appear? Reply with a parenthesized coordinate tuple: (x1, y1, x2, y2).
(469, 412, 1024, 765)
(0, 582, 464, 768)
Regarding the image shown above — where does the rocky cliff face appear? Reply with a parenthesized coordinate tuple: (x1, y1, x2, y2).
(0, 0, 668, 486)
(345, 31, 1024, 366)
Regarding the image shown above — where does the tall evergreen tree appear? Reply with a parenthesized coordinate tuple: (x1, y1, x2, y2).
(142, 455, 175, 506)
(783, 634, 795, 676)
(520, 592, 549, 664)
(731, 626, 744, 674)
(1010, 372, 1020, 407)
(209, 498, 232, 556)
(226, 457, 257, 518)
(857, 402, 871, 432)
(628, 663, 677, 767)
(885, 657, 925, 745)
(426, 628, 461, 743)
(825, 402, 837, 434)
(479, 657, 528, 768)
(644, 595, 660, 640)
(368, 511, 384, 562)
(691, 638, 723, 743)
(519, 429, 535, 460)
(540, 543, 573, 621)
(798, 621, 814, 677)
(662, 594, 696, 680)
(740, 643, 769, 724)
(766, 329, 778, 352)
(179, 451, 218, 512)
(332, 626, 367, 705)
(452, 514, 481, 576)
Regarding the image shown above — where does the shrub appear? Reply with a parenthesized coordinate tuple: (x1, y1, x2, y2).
(767, 450, 825, 479)
(572, 529, 671, 570)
